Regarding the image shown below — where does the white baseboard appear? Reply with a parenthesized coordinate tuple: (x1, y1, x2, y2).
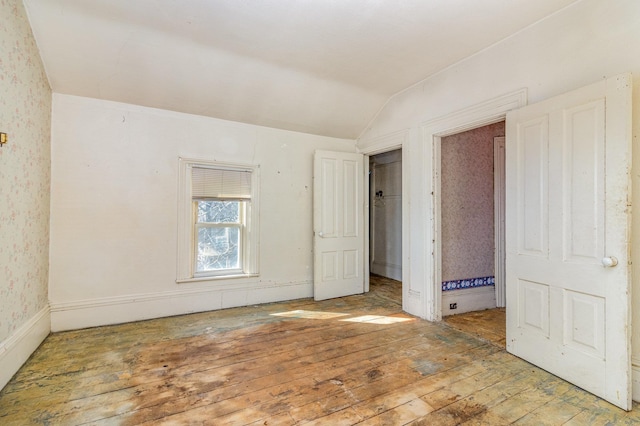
(442, 286, 496, 316)
(632, 360, 640, 402)
(0, 306, 51, 391)
(50, 280, 312, 332)
(371, 261, 402, 281)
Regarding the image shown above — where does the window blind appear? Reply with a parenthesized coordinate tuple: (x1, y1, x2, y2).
(191, 166, 252, 201)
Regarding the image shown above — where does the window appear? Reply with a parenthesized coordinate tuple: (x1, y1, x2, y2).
(195, 200, 242, 274)
(177, 159, 259, 282)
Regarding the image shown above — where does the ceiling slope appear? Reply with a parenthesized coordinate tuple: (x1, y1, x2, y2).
(23, 0, 578, 139)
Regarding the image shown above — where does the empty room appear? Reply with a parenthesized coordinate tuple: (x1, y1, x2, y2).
(2, 0, 640, 424)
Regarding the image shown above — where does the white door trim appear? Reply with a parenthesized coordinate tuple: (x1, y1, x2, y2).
(494, 136, 506, 308)
(422, 89, 527, 321)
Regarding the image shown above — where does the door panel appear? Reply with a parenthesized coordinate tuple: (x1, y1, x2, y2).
(319, 158, 337, 237)
(562, 100, 605, 263)
(314, 150, 365, 301)
(563, 290, 605, 359)
(517, 116, 548, 257)
(506, 74, 632, 410)
(517, 279, 550, 337)
(343, 160, 359, 237)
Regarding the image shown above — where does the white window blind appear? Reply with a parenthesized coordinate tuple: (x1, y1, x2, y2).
(191, 167, 252, 201)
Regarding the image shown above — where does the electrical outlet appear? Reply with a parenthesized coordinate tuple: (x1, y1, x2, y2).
(449, 303, 457, 310)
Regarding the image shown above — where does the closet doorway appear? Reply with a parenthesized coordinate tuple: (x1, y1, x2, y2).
(438, 122, 505, 316)
(369, 149, 402, 299)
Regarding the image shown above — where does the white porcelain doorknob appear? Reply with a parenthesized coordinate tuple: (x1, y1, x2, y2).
(602, 256, 618, 267)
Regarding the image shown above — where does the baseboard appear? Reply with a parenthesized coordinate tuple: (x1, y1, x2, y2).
(50, 280, 312, 332)
(632, 359, 640, 402)
(371, 261, 402, 281)
(0, 306, 51, 391)
(442, 286, 496, 316)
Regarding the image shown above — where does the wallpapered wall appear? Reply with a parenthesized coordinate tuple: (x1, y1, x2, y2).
(440, 122, 504, 282)
(0, 0, 52, 343)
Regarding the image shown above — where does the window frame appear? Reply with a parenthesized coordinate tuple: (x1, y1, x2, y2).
(177, 158, 260, 283)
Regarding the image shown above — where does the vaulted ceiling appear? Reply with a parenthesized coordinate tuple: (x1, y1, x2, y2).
(23, 0, 579, 139)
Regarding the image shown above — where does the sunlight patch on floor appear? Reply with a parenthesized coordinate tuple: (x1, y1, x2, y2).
(341, 315, 414, 324)
(270, 310, 350, 319)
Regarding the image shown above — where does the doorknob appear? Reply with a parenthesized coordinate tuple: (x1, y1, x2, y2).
(318, 231, 324, 237)
(602, 256, 618, 267)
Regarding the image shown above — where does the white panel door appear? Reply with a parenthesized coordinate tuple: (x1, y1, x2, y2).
(313, 150, 365, 301)
(506, 74, 632, 410)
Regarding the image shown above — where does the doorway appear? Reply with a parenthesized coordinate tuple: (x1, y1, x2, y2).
(369, 149, 402, 295)
(438, 122, 505, 317)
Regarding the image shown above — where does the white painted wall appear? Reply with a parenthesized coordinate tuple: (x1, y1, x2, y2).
(357, 0, 640, 398)
(49, 94, 356, 332)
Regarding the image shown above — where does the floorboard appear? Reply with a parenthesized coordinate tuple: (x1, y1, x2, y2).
(1, 276, 639, 425)
(444, 307, 506, 349)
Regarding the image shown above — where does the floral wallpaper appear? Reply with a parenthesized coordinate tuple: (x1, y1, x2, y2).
(0, 0, 51, 343)
(440, 122, 504, 282)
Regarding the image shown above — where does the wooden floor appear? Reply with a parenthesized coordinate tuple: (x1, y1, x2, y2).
(1, 277, 640, 425)
(444, 308, 506, 349)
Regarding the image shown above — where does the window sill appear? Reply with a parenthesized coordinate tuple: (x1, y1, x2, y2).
(176, 273, 259, 284)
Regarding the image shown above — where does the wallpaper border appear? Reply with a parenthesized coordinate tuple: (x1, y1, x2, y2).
(442, 276, 495, 292)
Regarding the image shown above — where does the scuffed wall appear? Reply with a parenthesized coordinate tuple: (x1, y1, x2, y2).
(49, 94, 356, 331)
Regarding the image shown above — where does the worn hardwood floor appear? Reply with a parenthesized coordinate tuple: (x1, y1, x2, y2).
(444, 308, 506, 349)
(1, 276, 639, 425)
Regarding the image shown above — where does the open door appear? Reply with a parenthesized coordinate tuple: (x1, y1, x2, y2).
(313, 150, 365, 301)
(506, 74, 632, 409)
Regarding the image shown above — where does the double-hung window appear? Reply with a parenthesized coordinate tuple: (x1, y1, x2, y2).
(178, 159, 259, 282)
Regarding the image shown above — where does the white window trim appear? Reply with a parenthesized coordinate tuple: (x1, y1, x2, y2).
(177, 158, 260, 283)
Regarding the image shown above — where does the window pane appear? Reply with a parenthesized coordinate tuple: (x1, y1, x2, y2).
(197, 201, 240, 223)
(196, 227, 240, 272)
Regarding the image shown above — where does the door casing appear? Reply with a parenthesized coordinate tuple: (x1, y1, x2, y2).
(424, 90, 528, 321)
(358, 131, 410, 311)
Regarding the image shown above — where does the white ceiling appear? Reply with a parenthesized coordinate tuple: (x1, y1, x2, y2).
(23, 0, 579, 139)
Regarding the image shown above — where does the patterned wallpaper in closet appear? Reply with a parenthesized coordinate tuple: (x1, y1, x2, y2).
(441, 122, 504, 282)
(0, 0, 52, 342)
